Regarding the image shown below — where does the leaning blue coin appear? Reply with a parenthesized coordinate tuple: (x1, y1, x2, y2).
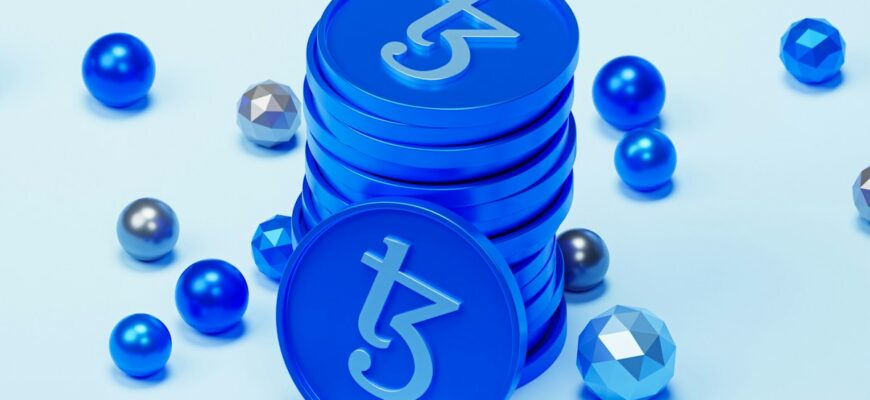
(314, 0, 578, 132)
(277, 199, 527, 399)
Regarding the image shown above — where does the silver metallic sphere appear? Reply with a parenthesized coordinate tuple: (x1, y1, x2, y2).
(854, 166, 870, 221)
(557, 228, 609, 292)
(237, 80, 301, 148)
(117, 198, 179, 261)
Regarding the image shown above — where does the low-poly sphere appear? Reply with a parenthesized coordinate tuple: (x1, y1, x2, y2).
(117, 198, 179, 262)
(237, 80, 301, 148)
(615, 128, 677, 192)
(593, 56, 666, 130)
(82, 33, 155, 108)
(176, 259, 249, 334)
(109, 314, 172, 378)
(578, 306, 676, 400)
(780, 18, 845, 84)
(854, 166, 870, 221)
(558, 229, 609, 292)
(251, 215, 294, 280)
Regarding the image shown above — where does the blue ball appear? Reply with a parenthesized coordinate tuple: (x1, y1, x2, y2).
(82, 33, 155, 108)
(780, 18, 845, 84)
(615, 128, 677, 191)
(593, 56, 666, 130)
(117, 198, 179, 262)
(109, 314, 172, 378)
(176, 259, 249, 334)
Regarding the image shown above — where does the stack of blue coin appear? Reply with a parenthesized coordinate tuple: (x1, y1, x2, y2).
(295, 0, 578, 388)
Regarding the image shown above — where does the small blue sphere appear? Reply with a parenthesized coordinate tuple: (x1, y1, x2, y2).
(117, 198, 179, 262)
(615, 128, 677, 191)
(176, 259, 249, 335)
(780, 18, 845, 84)
(109, 314, 172, 378)
(593, 56, 666, 130)
(82, 33, 155, 108)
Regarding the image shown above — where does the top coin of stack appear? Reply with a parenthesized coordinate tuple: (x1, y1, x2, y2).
(287, 0, 580, 396)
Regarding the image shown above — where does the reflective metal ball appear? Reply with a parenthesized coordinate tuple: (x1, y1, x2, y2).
(117, 198, 179, 261)
(109, 313, 172, 378)
(557, 229, 609, 292)
(176, 259, 249, 335)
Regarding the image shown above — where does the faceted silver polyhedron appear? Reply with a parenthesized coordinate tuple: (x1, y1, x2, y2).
(854, 166, 870, 221)
(237, 80, 301, 148)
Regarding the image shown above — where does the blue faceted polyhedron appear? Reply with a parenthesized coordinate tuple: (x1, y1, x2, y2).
(577, 306, 676, 400)
(252, 215, 294, 280)
(780, 18, 845, 84)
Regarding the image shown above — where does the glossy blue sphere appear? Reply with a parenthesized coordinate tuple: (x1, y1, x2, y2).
(780, 18, 845, 84)
(109, 314, 172, 378)
(176, 259, 249, 334)
(615, 128, 677, 191)
(593, 56, 666, 130)
(82, 33, 155, 108)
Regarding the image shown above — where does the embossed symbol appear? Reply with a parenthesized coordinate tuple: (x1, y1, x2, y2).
(381, 0, 520, 82)
(349, 236, 461, 400)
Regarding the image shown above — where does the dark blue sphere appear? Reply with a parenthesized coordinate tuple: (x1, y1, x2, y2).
(175, 259, 249, 335)
(82, 33, 155, 108)
(615, 128, 677, 191)
(109, 314, 172, 378)
(593, 56, 666, 130)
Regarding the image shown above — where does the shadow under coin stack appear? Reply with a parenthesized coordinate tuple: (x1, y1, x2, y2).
(293, 0, 579, 387)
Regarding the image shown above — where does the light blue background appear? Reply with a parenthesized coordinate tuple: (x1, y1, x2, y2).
(0, 0, 867, 398)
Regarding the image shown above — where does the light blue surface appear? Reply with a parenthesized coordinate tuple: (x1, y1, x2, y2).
(0, 0, 867, 399)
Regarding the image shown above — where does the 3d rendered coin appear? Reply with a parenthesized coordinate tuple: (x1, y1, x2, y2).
(277, 199, 527, 399)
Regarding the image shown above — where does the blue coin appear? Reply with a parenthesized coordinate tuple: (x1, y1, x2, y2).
(306, 37, 528, 146)
(277, 199, 527, 399)
(301, 181, 323, 229)
(525, 247, 564, 346)
(303, 81, 574, 183)
(314, 0, 579, 130)
(307, 115, 574, 209)
(518, 299, 567, 387)
(307, 172, 573, 267)
(491, 179, 573, 265)
(305, 132, 576, 237)
(520, 241, 557, 302)
(290, 196, 308, 247)
(511, 239, 555, 286)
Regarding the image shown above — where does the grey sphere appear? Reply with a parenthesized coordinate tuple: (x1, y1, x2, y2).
(117, 198, 179, 261)
(557, 228, 609, 292)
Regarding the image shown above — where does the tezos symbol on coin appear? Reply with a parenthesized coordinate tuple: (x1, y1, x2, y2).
(349, 236, 461, 400)
(381, 0, 519, 82)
